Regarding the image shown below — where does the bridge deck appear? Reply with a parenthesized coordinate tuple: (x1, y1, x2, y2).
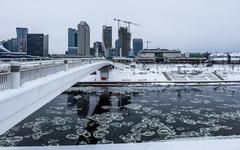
(0, 61, 112, 135)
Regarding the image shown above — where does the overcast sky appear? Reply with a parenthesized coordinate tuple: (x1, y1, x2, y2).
(1, 0, 240, 54)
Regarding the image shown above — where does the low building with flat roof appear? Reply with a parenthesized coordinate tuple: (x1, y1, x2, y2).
(137, 48, 181, 63)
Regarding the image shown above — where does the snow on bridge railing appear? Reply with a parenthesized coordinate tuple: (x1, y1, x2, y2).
(0, 72, 11, 91)
(20, 63, 66, 85)
(0, 58, 108, 92)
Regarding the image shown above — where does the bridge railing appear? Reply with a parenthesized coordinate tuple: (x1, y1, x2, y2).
(0, 58, 108, 92)
(0, 72, 11, 91)
(20, 63, 66, 85)
(68, 60, 84, 69)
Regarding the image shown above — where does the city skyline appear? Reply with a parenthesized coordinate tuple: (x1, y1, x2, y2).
(1, 0, 240, 54)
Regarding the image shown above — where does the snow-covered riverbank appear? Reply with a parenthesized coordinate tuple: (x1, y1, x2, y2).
(82, 63, 240, 83)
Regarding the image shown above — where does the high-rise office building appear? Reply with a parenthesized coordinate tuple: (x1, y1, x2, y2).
(68, 28, 78, 55)
(3, 38, 18, 52)
(78, 21, 90, 56)
(93, 41, 103, 57)
(106, 48, 118, 59)
(43, 35, 49, 57)
(16, 27, 28, 52)
(118, 27, 131, 57)
(115, 39, 120, 51)
(133, 38, 143, 56)
(102, 25, 112, 49)
(27, 34, 49, 57)
(90, 48, 95, 56)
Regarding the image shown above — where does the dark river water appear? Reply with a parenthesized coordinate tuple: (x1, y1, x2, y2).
(1, 85, 240, 146)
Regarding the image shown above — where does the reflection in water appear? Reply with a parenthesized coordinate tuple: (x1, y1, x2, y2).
(67, 95, 90, 117)
(93, 91, 111, 114)
(1, 86, 240, 146)
(118, 95, 131, 110)
(77, 91, 112, 145)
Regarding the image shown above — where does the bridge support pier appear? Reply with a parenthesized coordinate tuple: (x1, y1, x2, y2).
(10, 63, 21, 89)
(100, 66, 110, 81)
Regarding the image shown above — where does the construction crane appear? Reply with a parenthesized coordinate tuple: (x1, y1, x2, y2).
(145, 41, 152, 49)
(113, 18, 122, 30)
(122, 20, 141, 32)
(113, 18, 141, 32)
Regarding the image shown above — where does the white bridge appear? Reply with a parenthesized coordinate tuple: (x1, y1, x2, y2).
(1, 59, 240, 150)
(0, 58, 113, 135)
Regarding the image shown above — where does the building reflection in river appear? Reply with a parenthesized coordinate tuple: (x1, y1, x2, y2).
(66, 89, 132, 144)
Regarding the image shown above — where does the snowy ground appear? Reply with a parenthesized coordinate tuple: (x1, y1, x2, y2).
(82, 63, 240, 82)
(1, 137, 240, 150)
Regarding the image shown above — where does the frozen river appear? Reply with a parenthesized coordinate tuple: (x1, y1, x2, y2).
(1, 85, 240, 146)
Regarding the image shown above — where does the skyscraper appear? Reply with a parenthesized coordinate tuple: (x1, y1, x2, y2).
(16, 27, 28, 52)
(133, 38, 143, 56)
(102, 25, 112, 49)
(118, 27, 131, 57)
(68, 28, 78, 55)
(115, 39, 120, 51)
(78, 21, 90, 56)
(27, 34, 49, 57)
(93, 41, 103, 57)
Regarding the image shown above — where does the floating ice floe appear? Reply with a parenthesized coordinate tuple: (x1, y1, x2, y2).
(97, 138, 114, 144)
(112, 113, 124, 121)
(65, 110, 77, 115)
(157, 127, 176, 139)
(48, 139, 59, 144)
(176, 127, 185, 131)
(97, 124, 110, 130)
(24, 134, 32, 139)
(122, 121, 134, 127)
(78, 141, 87, 145)
(76, 128, 85, 136)
(36, 117, 50, 124)
(101, 105, 111, 110)
(82, 131, 91, 138)
(73, 95, 82, 100)
(111, 122, 122, 128)
(0, 136, 23, 146)
(76, 118, 89, 128)
(66, 134, 79, 140)
(166, 116, 176, 124)
(119, 132, 142, 143)
(49, 106, 64, 111)
(56, 125, 72, 131)
(135, 111, 144, 114)
(51, 117, 72, 126)
(125, 104, 143, 110)
(141, 130, 155, 137)
(10, 126, 20, 132)
(32, 130, 53, 140)
(181, 118, 197, 125)
(93, 129, 109, 139)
